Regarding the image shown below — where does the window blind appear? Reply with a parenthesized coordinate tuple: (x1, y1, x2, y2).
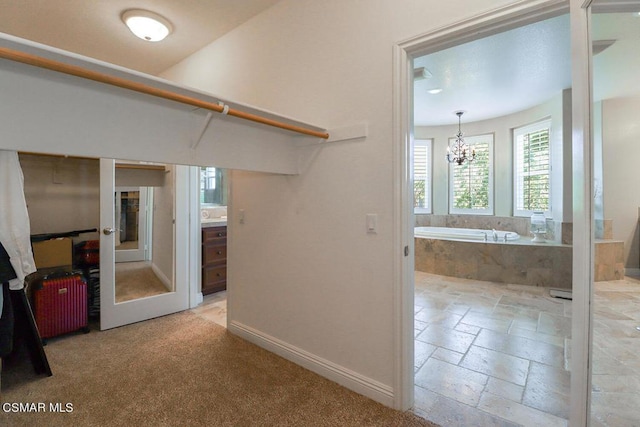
(414, 140, 431, 212)
(514, 121, 550, 213)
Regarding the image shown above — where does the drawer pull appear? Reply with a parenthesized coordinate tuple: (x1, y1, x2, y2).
(216, 273, 221, 277)
(217, 232, 223, 237)
(217, 251, 222, 255)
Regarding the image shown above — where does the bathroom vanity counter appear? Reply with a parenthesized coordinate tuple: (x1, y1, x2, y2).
(201, 218, 227, 228)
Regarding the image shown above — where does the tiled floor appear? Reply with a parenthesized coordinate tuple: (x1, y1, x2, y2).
(413, 271, 640, 427)
(412, 271, 572, 427)
(591, 274, 640, 427)
(190, 290, 227, 328)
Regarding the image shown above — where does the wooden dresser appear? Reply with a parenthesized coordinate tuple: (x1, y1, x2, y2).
(201, 225, 227, 295)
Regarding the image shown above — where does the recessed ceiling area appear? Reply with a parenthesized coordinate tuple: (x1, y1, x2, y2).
(0, 0, 281, 75)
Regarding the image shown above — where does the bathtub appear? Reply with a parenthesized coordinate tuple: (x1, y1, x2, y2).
(415, 226, 520, 242)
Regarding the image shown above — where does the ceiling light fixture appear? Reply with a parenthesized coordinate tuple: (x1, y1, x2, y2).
(427, 88, 443, 94)
(446, 111, 475, 166)
(122, 9, 172, 42)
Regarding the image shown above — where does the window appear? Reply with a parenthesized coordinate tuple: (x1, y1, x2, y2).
(413, 139, 432, 213)
(200, 167, 227, 206)
(449, 133, 493, 214)
(513, 120, 551, 216)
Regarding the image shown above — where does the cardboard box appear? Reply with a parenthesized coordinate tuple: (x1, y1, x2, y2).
(32, 237, 72, 269)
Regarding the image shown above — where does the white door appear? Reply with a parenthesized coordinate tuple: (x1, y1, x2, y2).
(114, 186, 149, 263)
(99, 158, 190, 330)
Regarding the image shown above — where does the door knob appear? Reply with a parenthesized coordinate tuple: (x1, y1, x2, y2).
(103, 227, 117, 235)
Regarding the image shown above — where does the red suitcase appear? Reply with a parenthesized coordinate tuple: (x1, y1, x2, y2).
(33, 273, 89, 339)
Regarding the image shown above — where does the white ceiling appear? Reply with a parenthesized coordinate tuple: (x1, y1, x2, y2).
(0, 3, 637, 127)
(414, 11, 640, 126)
(413, 15, 571, 126)
(0, 0, 281, 75)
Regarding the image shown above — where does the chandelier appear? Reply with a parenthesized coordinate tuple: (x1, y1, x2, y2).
(446, 111, 475, 165)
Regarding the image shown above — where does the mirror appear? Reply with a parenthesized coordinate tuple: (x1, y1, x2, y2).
(200, 167, 227, 206)
(590, 6, 640, 426)
(113, 163, 173, 303)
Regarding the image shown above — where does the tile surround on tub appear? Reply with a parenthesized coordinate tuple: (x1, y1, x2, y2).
(415, 236, 573, 289)
(415, 235, 624, 285)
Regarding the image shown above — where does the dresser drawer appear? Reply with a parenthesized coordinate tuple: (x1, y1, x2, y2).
(203, 264, 226, 285)
(203, 226, 226, 243)
(203, 243, 227, 263)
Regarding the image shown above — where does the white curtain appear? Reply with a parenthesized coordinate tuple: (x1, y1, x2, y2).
(0, 150, 36, 299)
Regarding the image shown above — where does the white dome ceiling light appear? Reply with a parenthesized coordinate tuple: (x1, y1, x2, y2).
(122, 9, 172, 42)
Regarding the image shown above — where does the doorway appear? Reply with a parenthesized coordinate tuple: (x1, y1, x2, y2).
(190, 166, 228, 328)
(393, 1, 597, 424)
(408, 12, 572, 426)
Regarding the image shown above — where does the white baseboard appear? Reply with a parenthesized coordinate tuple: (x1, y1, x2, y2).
(228, 321, 394, 407)
(151, 263, 172, 291)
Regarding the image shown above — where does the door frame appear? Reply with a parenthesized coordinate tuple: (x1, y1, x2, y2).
(392, 1, 594, 423)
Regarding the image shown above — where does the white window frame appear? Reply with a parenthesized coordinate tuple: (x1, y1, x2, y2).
(413, 138, 432, 214)
(513, 119, 552, 217)
(448, 133, 494, 215)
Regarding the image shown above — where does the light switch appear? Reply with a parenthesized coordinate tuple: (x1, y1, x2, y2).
(239, 209, 245, 224)
(366, 213, 377, 234)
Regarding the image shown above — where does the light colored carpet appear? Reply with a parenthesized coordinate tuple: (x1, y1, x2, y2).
(115, 261, 169, 303)
(1, 312, 438, 427)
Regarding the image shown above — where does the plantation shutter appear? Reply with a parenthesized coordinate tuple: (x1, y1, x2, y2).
(450, 134, 493, 214)
(514, 121, 551, 213)
(414, 140, 431, 212)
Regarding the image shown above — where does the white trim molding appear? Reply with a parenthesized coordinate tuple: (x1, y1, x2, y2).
(570, 1, 595, 425)
(229, 321, 395, 407)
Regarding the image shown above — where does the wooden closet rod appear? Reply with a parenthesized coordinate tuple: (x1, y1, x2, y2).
(0, 47, 330, 140)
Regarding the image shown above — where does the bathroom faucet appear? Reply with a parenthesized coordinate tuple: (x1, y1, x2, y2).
(492, 229, 498, 242)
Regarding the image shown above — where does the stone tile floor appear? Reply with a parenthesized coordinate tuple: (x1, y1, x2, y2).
(413, 271, 571, 427)
(191, 290, 227, 328)
(591, 274, 640, 427)
(413, 271, 640, 427)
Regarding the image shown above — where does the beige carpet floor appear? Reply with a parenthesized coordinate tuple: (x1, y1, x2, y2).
(1, 312, 437, 427)
(115, 261, 170, 303)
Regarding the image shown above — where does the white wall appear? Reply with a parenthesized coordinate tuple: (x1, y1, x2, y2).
(415, 93, 566, 219)
(162, 0, 517, 404)
(602, 96, 640, 268)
